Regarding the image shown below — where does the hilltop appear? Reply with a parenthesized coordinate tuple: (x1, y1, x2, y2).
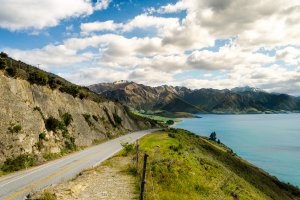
(89, 81, 300, 115)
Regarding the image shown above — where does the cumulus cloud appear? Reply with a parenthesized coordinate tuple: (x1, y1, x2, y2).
(0, 0, 112, 31)
(276, 47, 300, 66)
(80, 14, 181, 36)
(2, 0, 300, 95)
(80, 21, 122, 34)
(5, 44, 94, 69)
(94, 0, 112, 11)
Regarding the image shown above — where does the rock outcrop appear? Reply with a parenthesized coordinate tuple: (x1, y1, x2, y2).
(0, 73, 154, 164)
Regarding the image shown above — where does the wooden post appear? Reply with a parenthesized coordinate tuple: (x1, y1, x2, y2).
(136, 140, 139, 170)
(140, 154, 149, 200)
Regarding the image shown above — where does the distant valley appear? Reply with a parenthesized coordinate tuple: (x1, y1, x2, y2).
(89, 81, 300, 116)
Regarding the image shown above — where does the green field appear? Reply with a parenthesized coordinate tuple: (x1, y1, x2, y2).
(127, 129, 300, 200)
(131, 111, 180, 124)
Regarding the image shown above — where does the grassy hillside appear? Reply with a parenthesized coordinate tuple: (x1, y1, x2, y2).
(131, 129, 300, 200)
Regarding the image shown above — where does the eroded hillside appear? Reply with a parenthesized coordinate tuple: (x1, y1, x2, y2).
(0, 55, 157, 167)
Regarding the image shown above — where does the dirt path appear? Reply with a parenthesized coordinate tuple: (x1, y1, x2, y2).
(31, 156, 137, 200)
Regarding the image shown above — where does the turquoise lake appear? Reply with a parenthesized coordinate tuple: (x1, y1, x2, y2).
(174, 113, 300, 187)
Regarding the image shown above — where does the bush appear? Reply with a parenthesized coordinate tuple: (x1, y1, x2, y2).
(1, 154, 36, 172)
(39, 132, 46, 140)
(6, 67, 17, 77)
(168, 133, 176, 138)
(28, 71, 48, 85)
(166, 120, 175, 125)
(59, 85, 79, 97)
(113, 113, 122, 125)
(62, 113, 73, 126)
(0, 52, 8, 58)
(209, 132, 217, 141)
(121, 142, 134, 155)
(48, 77, 59, 89)
(39, 191, 57, 200)
(0, 58, 7, 70)
(82, 113, 92, 126)
(45, 117, 61, 132)
(9, 124, 22, 133)
(169, 144, 183, 152)
(79, 93, 86, 100)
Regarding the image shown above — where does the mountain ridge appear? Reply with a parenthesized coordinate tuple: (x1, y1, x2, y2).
(89, 81, 300, 114)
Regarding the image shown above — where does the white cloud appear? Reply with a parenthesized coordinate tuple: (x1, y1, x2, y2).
(80, 21, 122, 34)
(3, 0, 300, 95)
(0, 0, 112, 31)
(5, 44, 94, 69)
(94, 0, 112, 11)
(276, 47, 300, 66)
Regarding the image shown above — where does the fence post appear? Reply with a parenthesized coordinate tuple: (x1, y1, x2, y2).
(140, 154, 149, 200)
(136, 140, 139, 170)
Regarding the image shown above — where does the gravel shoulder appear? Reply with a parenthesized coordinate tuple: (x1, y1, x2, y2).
(31, 156, 137, 200)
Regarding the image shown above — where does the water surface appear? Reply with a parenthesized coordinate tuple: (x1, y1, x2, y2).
(174, 114, 300, 186)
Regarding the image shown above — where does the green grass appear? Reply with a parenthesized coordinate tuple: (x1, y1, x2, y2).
(131, 111, 180, 124)
(131, 129, 300, 200)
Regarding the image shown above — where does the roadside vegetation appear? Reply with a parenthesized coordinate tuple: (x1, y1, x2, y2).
(123, 129, 300, 200)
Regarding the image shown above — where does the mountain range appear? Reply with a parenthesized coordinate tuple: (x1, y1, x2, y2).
(89, 81, 300, 115)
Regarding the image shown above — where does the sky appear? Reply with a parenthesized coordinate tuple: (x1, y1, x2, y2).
(0, 0, 300, 95)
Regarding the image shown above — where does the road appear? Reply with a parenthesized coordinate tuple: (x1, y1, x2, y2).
(0, 129, 159, 200)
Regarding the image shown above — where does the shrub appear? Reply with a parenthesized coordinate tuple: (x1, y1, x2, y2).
(28, 71, 48, 85)
(6, 67, 17, 77)
(79, 93, 86, 100)
(166, 120, 175, 125)
(59, 85, 79, 97)
(113, 113, 122, 125)
(0, 58, 7, 70)
(0, 52, 8, 58)
(62, 113, 73, 126)
(65, 137, 76, 150)
(209, 132, 217, 141)
(9, 124, 22, 133)
(48, 77, 58, 89)
(169, 144, 183, 152)
(168, 133, 176, 138)
(82, 113, 93, 126)
(1, 154, 36, 172)
(45, 117, 61, 132)
(39, 132, 46, 140)
(39, 191, 57, 200)
(121, 142, 134, 155)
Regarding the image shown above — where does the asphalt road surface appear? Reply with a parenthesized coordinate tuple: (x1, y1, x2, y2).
(0, 129, 159, 200)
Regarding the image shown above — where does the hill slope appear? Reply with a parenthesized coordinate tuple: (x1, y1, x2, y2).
(30, 129, 300, 200)
(138, 129, 300, 200)
(0, 54, 157, 169)
(89, 81, 300, 114)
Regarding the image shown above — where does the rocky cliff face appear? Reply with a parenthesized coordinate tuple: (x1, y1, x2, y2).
(0, 74, 154, 164)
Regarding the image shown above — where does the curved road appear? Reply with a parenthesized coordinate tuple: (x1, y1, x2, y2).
(0, 129, 159, 200)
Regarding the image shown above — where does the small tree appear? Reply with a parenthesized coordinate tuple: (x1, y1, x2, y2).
(209, 131, 217, 141)
(6, 67, 17, 77)
(166, 120, 175, 125)
(0, 52, 8, 58)
(0, 58, 7, 70)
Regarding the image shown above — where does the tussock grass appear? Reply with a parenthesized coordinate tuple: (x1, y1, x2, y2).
(132, 129, 300, 200)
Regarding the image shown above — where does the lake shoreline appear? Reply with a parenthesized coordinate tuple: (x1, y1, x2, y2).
(175, 113, 300, 187)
